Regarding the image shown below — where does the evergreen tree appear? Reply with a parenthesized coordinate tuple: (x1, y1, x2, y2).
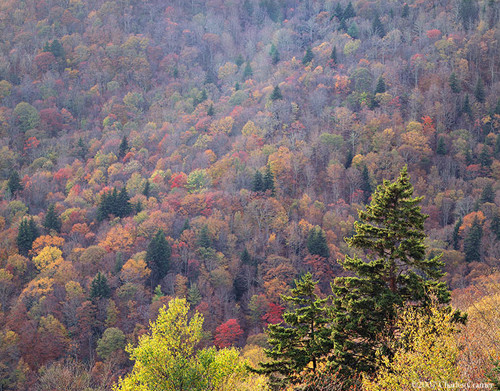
(43, 204, 61, 233)
(49, 39, 65, 58)
(474, 77, 485, 103)
(17, 217, 39, 256)
(234, 82, 240, 91)
(302, 47, 314, 65)
(330, 167, 451, 377)
(490, 213, 500, 241)
(7, 171, 23, 196)
(243, 61, 253, 79)
(200, 89, 207, 103)
(180, 218, 190, 235)
(360, 165, 372, 204)
(307, 226, 329, 258)
(118, 136, 129, 159)
(338, 17, 347, 32)
(464, 217, 482, 262)
(374, 76, 386, 94)
(269, 85, 283, 101)
(343, 1, 356, 19)
(495, 135, 500, 158)
(330, 46, 338, 64)
(347, 22, 359, 39)
(207, 103, 215, 117)
(235, 54, 244, 68)
(240, 247, 252, 265)
(372, 14, 385, 37)
(458, 0, 479, 31)
(437, 136, 447, 155)
(480, 183, 495, 204)
(142, 180, 150, 198)
(345, 149, 353, 168)
(76, 137, 88, 160)
(270, 44, 280, 65)
(263, 165, 275, 195)
(243, 0, 254, 17)
(187, 284, 202, 306)
(402, 3, 409, 17)
(117, 187, 133, 217)
(495, 98, 500, 115)
(97, 188, 133, 221)
(462, 94, 472, 117)
(449, 72, 461, 93)
(252, 170, 264, 192)
(333, 3, 344, 19)
(452, 218, 462, 250)
(146, 229, 172, 284)
(90, 272, 111, 301)
(479, 146, 492, 168)
(255, 273, 332, 388)
(197, 225, 212, 249)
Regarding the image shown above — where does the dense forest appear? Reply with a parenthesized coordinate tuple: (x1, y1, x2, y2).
(0, 0, 499, 389)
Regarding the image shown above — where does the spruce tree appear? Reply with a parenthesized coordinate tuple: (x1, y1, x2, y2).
(118, 136, 129, 159)
(490, 213, 500, 241)
(252, 170, 264, 192)
(270, 85, 283, 101)
(7, 171, 23, 196)
(343, 1, 356, 19)
(302, 47, 314, 65)
(330, 46, 338, 64)
(90, 272, 111, 301)
(142, 180, 150, 198)
(307, 226, 329, 258)
(402, 3, 409, 17)
(463, 94, 472, 117)
(360, 165, 372, 204)
(235, 54, 244, 68)
(240, 247, 252, 265)
(449, 72, 461, 93)
(480, 183, 495, 204)
(270, 44, 280, 65)
(437, 136, 447, 155)
(243, 61, 253, 79)
(474, 77, 485, 103)
(452, 218, 462, 250)
(347, 22, 359, 39)
(197, 225, 212, 249)
(146, 229, 172, 284)
(76, 137, 88, 160)
(333, 3, 344, 19)
(263, 165, 275, 195)
(43, 204, 61, 233)
(330, 167, 451, 377)
(207, 103, 215, 117)
(117, 187, 132, 217)
(374, 76, 386, 94)
(372, 14, 385, 38)
(464, 217, 482, 262)
(17, 218, 38, 256)
(255, 273, 332, 388)
(479, 146, 492, 168)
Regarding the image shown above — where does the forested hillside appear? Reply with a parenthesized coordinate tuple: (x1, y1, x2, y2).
(0, 0, 498, 389)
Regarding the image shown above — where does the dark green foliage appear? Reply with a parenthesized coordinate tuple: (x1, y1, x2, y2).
(7, 171, 23, 196)
(345, 149, 353, 169)
(307, 226, 329, 258)
(43, 204, 61, 233)
(452, 218, 462, 250)
(479, 146, 492, 168)
(458, 0, 479, 31)
(347, 22, 359, 39)
(302, 47, 314, 65)
(197, 225, 212, 249)
(449, 72, 461, 93)
(330, 46, 338, 63)
(243, 0, 254, 17)
(487, 360, 500, 390)
(495, 135, 500, 157)
(234, 82, 240, 91)
(17, 217, 39, 256)
(491, 214, 500, 241)
(97, 188, 133, 221)
(243, 61, 253, 79)
(462, 94, 472, 117)
(200, 89, 208, 102)
(270, 85, 283, 101)
(49, 39, 65, 58)
(142, 180, 150, 198)
(180, 218, 190, 235)
(437, 136, 447, 155)
(343, 2, 356, 19)
(233, 273, 248, 301)
(114, 252, 124, 274)
(252, 170, 264, 192)
(464, 217, 482, 262)
(338, 17, 347, 32)
(333, 3, 343, 19)
(90, 272, 111, 300)
(480, 183, 495, 204)
(187, 284, 202, 306)
(118, 136, 129, 159)
(270, 44, 280, 65)
(255, 273, 332, 388)
(261, 0, 279, 22)
(360, 165, 372, 204)
(76, 137, 88, 160)
(263, 165, 275, 195)
(374, 76, 386, 94)
(235, 54, 244, 67)
(240, 247, 252, 265)
(146, 229, 172, 283)
(495, 98, 500, 115)
(207, 103, 215, 117)
(402, 3, 409, 17)
(372, 14, 385, 38)
(474, 77, 485, 103)
(330, 167, 451, 377)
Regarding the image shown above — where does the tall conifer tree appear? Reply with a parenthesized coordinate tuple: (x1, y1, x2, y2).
(330, 167, 451, 376)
